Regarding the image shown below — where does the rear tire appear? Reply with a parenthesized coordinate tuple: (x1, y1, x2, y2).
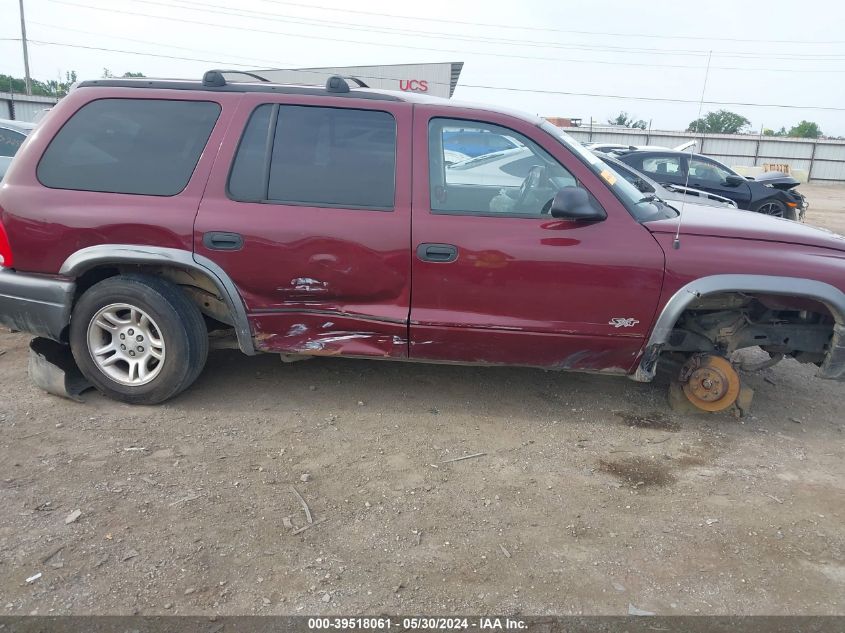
(69, 274, 208, 404)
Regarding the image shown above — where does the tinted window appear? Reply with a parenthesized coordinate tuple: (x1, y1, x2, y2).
(0, 128, 26, 158)
(229, 105, 396, 209)
(38, 99, 220, 196)
(228, 104, 273, 201)
(268, 106, 395, 209)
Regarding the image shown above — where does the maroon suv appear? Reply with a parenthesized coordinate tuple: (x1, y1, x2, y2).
(0, 72, 843, 409)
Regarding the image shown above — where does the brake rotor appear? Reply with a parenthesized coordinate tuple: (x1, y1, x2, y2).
(680, 354, 741, 412)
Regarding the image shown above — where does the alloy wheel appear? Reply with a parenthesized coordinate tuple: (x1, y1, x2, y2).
(86, 303, 166, 386)
(756, 201, 784, 217)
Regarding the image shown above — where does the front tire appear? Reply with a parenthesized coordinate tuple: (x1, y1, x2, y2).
(69, 274, 208, 404)
(753, 199, 792, 219)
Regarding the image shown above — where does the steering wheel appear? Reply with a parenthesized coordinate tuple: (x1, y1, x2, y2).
(517, 165, 547, 209)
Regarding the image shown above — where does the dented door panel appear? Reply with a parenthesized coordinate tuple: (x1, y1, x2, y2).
(194, 94, 412, 358)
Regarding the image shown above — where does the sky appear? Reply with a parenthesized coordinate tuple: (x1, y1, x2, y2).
(2, 0, 845, 136)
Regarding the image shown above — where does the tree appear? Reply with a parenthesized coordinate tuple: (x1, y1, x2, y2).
(45, 70, 78, 97)
(687, 110, 751, 134)
(607, 111, 647, 129)
(788, 120, 822, 139)
(103, 69, 146, 79)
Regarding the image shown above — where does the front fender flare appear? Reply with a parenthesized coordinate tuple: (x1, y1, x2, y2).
(60, 245, 255, 355)
(631, 274, 845, 382)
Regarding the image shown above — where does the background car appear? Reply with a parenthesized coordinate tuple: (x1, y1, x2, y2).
(596, 151, 737, 209)
(442, 128, 520, 157)
(0, 119, 36, 181)
(613, 149, 807, 220)
(446, 146, 577, 188)
(584, 140, 697, 153)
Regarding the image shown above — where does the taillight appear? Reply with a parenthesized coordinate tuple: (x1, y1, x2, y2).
(0, 218, 13, 268)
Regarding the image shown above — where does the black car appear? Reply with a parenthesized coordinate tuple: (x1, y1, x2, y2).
(596, 151, 737, 209)
(613, 149, 807, 221)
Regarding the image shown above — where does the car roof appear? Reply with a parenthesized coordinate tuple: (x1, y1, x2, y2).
(74, 74, 543, 126)
(615, 148, 703, 159)
(0, 118, 37, 133)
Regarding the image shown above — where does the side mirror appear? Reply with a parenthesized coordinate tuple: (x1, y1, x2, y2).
(724, 174, 745, 187)
(549, 187, 607, 221)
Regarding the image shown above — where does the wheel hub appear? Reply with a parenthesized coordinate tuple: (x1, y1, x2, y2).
(86, 303, 166, 386)
(679, 354, 740, 412)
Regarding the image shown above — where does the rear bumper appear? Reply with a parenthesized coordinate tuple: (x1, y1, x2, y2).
(0, 268, 75, 341)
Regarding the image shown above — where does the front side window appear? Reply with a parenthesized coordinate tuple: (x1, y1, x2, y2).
(37, 99, 220, 196)
(229, 104, 397, 210)
(429, 118, 580, 217)
(641, 156, 683, 177)
(689, 158, 732, 185)
(0, 128, 26, 158)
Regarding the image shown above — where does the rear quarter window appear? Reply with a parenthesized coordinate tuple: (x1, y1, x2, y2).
(37, 98, 221, 196)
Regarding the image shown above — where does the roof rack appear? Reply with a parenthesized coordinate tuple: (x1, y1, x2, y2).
(325, 75, 370, 93)
(75, 70, 399, 102)
(202, 69, 272, 87)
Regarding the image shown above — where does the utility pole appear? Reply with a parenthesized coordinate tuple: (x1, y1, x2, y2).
(19, 0, 33, 95)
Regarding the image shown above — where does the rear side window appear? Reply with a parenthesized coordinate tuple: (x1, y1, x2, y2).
(37, 99, 220, 196)
(0, 128, 27, 158)
(229, 104, 396, 210)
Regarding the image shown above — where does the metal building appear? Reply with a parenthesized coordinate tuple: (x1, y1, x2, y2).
(247, 62, 464, 99)
(0, 92, 57, 123)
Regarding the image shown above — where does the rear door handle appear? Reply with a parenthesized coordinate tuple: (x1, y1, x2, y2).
(417, 243, 458, 263)
(203, 231, 243, 251)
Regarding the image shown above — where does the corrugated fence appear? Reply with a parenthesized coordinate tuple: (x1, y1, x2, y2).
(561, 126, 845, 183)
(1, 92, 58, 123)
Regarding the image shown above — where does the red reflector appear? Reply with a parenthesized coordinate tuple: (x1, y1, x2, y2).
(0, 220, 13, 268)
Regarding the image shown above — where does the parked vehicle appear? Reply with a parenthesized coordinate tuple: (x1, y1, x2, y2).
(613, 149, 807, 220)
(585, 140, 696, 153)
(596, 151, 737, 209)
(1, 72, 843, 412)
(442, 128, 520, 157)
(446, 146, 578, 189)
(0, 119, 36, 181)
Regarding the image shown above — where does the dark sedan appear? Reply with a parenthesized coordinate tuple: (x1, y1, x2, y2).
(613, 149, 807, 221)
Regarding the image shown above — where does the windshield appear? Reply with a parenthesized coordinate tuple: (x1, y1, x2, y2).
(540, 121, 678, 222)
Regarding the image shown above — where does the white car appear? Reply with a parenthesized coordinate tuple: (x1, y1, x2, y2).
(443, 149, 470, 166)
(585, 141, 697, 153)
(446, 147, 577, 188)
(0, 119, 37, 181)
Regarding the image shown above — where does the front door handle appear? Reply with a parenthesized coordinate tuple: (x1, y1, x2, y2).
(417, 243, 458, 263)
(203, 231, 244, 251)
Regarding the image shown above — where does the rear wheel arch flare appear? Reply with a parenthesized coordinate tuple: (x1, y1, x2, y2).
(59, 245, 255, 355)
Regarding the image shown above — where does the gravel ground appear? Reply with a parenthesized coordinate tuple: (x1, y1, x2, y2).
(0, 185, 843, 616)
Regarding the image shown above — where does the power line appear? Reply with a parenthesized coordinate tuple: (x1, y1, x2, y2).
(255, 0, 845, 45)
(29, 20, 300, 68)
(47, 0, 845, 74)
(161, 0, 845, 61)
(21, 38, 845, 112)
(28, 39, 283, 68)
(458, 84, 845, 112)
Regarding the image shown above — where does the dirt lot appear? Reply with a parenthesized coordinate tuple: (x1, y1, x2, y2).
(1, 185, 844, 616)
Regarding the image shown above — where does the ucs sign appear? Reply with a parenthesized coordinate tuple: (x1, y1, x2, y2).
(399, 79, 429, 92)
